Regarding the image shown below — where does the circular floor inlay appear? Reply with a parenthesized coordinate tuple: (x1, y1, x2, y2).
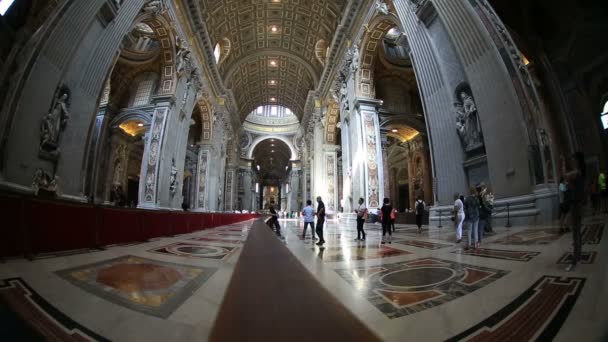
(380, 267, 455, 289)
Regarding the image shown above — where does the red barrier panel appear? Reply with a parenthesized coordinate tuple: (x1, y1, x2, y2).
(141, 211, 172, 240)
(27, 200, 96, 254)
(171, 213, 190, 235)
(99, 208, 143, 246)
(0, 192, 259, 258)
(0, 195, 25, 258)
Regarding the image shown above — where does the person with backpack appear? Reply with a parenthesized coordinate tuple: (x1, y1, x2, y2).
(354, 197, 367, 241)
(380, 198, 393, 244)
(476, 183, 493, 244)
(464, 186, 480, 249)
(415, 197, 425, 233)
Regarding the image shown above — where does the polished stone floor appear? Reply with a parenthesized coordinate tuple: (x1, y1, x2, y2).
(0, 215, 606, 341)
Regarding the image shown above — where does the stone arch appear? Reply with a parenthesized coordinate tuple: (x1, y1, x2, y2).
(247, 135, 298, 161)
(357, 14, 403, 98)
(132, 12, 178, 95)
(195, 97, 213, 143)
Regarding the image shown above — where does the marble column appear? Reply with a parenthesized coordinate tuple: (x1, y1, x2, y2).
(195, 146, 210, 210)
(138, 100, 171, 209)
(381, 134, 390, 203)
(321, 145, 339, 215)
(355, 98, 385, 210)
(224, 167, 236, 211)
(239, 166, 253, 212)
(288, 167, 301, 212)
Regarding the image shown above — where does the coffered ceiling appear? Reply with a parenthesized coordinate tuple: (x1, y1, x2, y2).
(197, 0, 346, 120)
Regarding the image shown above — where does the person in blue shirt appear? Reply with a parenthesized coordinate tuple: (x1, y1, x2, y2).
(301, 200, 316, 241)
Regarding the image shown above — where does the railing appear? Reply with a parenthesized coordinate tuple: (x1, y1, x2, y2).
(0, 192, 259, 259)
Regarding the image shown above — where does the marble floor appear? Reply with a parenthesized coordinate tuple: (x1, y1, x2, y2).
(0, 215, 607, 341)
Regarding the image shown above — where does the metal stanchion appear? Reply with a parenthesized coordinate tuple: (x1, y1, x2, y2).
(505, 203, 512, 228)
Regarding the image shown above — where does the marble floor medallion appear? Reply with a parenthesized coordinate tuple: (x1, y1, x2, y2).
(315, 245, 412, 262)
(188, 236, 245, 244)
(335, 258, 508, 319)
(56, 255, 217, 318)
(149, 242, 238, 260)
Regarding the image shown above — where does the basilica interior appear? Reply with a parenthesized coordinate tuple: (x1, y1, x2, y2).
(0, 0, 607, 341)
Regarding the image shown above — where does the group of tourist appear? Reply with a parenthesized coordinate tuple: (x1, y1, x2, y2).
(452, 183, 494, 250)
(298, 196, 326, 246)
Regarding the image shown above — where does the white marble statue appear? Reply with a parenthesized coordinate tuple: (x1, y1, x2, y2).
(350, 44, 360, 73)
(375, 0, 389, 15)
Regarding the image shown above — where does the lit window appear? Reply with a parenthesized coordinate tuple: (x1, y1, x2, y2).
(270, 106, 278, 116)
(0, 0, 16, 16)
(132, 75, 156, 107)
(214, 43, 221, 63)
(601, 100, 608, 130)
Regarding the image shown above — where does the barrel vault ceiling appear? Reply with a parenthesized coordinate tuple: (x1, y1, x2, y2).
(197, 0, 347, 120)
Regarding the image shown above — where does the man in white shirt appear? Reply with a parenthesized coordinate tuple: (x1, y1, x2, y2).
(301, 200, 316, 241)
(354, 198, 367, 241)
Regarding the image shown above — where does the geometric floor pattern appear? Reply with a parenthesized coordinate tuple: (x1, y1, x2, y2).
(492, 228, 565, 245)
(315, 245, 412, 262)
(0, 277, 109, 341)
(0, 215, 604, 341)
(447, 276, 586, 341)
(56, 255, 217, 318)
(453, 247, 541, 262)
(335, 257, 509, 319)
(556, 251, 597, 264)
(148, 242, 238, 260)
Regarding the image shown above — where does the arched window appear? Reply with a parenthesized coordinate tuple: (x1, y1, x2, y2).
(601, 100, 608, 129)
(214, 43, 221, 63)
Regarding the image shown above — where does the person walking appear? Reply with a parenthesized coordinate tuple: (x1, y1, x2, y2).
(301, 200, 316, 241)
(315, 196, 326, 246)
(558, 176, 571, 232)
(381, 198, 393, 244)
(599, 171, 607, 214)
(562, 152, 586, 272)
(464, 186, 480, 249)
(476, 183, 493, 245)
(354, 198, 367, 241)
(415, 196, 425, 233)
(269, 205, 281, 237)
(453, 193, 465, 243)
